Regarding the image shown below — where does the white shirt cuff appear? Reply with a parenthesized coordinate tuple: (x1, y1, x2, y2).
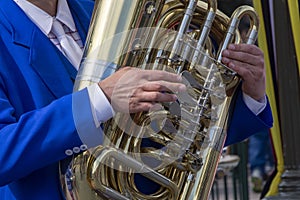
(87, 84, 115, 127)
(242, 93, 267, 115)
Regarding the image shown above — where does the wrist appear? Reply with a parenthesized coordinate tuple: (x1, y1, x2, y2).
(98, 82, 111, 103)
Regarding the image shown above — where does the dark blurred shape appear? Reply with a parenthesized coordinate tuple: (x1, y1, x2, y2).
(217, 0, 253, 16)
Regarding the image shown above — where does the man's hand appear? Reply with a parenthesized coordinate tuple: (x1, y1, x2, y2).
(98, 67, 186, 113)
(221, 44, 266, 101)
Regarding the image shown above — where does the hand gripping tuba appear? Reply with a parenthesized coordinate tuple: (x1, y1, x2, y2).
(60, 1, 259, 199)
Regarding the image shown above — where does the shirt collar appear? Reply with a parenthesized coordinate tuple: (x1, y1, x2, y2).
(13, 0, 76, 35)
(55, 0, 76, 32)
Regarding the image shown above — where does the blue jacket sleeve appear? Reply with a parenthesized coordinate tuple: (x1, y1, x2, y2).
(224, 89, 273, 146)
(0, 87, 103, 186)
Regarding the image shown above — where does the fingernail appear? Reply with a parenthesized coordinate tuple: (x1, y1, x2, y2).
(222, 50, 229, 56)
(222, 57, 229, 63)
(172, 94, 178, 101)
(229, 63, 235, 69)
(179, 84, 186, 92)
(228, 44, 235, 50)
(177, 75, 182, 82)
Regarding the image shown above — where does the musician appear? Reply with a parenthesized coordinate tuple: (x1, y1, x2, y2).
(0, 0, 272, 199)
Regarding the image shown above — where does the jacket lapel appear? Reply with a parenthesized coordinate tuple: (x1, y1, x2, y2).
(30, 30, 75, 98)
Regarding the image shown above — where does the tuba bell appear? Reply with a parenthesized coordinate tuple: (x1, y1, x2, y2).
(60, 0, 259, 199)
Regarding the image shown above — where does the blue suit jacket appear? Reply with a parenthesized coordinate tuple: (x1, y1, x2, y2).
(0, 0, 273, 199)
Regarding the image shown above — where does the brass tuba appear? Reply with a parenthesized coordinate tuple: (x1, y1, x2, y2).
(60, 0, 259, 199)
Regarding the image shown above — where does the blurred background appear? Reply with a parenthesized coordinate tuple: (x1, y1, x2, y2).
(210, 0, 300, 199)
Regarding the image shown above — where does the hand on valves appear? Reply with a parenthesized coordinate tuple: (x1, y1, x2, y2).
(221, 43, 266, 102)
(98, 67, 187, 113)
